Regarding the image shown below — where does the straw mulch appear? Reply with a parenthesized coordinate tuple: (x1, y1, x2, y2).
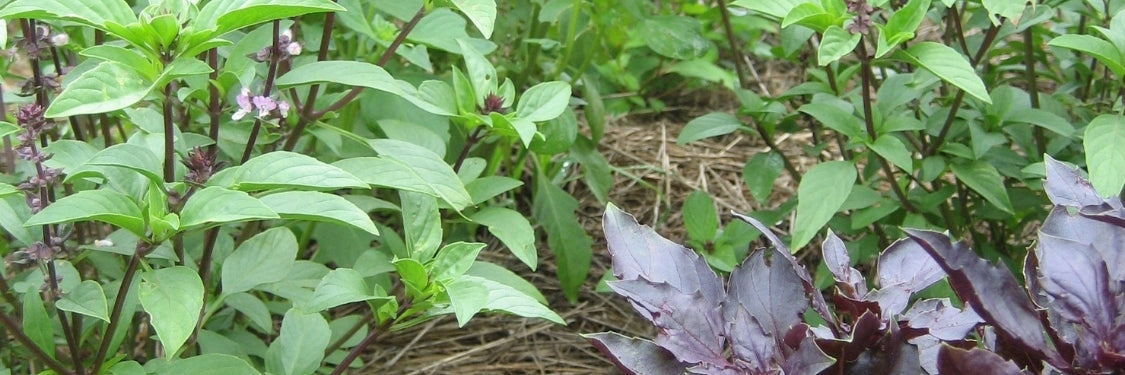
(362, 96, 813, 374)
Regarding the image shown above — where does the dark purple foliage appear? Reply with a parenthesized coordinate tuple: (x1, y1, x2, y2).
(905, 156, 1125, 374)
(587, 205, 833, 374)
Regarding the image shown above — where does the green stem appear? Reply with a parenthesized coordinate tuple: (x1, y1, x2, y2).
(550, 0, 583, 80)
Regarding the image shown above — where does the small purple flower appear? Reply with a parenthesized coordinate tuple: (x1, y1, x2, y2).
(233, 87, 253, 120)
(233, 86, 292, 121)
(846, 0, 874, 34)
(181, 146, 222, 185)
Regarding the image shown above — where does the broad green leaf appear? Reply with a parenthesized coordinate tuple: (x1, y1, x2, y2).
(235, 151, 366, 191)
(1048, 34, 1125, 78)
(792, 161, 856, 250)
(139, 266, 204, 357)
(951, 160, 1014, 214)
(306, 268, 388, 312)
(470, 208, 536, 270)
(222, 227, 298, 295)
(194, 0, 344, 37)
(516, 81, 571, 123)
(179, 187, 278, 229)
(450, 0, 497, 38)
(444, 277, 490, 327)
(1006, 108, 1075, 137)
(0, 183, 17, 198)
(0, 0, 137, 29)
(22, 290, 54, 358)
(743, 152, 785, 203)
(465, 176, 523, 204)
(46, 61, 152, 118)
(224, 293, 273, 334)
(781, 3, 838, 32)
(466, 262, 547, 304)
(56, 280, 110, 322)
(79, 45, 157, 79)
(335, 139, 472, 210)
(0, 121, 18, 139)
(400, 190, 442, 262)
(982, 0, 1028, 25)
(868, 135, 914, 173)
(85, 144, 163, 186)
(275, 61, 453, 116)
(469, 275, 564, 324)
(533, 175, 592, 303)
(677, 112, 741, 145)
(799, 102, 865, 138)
(683, 190, 719, 243)
(26, 189, 144, 236)
(259, 191, 379, 235)
(156, 354, 259, 375)
(1084, 114, 1125, 197)
(265, 309, 330, 375)
(897, 43, 992, 104)
(876, 0, 929, 57)
(490, 112, 536, 147)
(393, 258, 429, 300)
(733, 0, 815, 19)
(432, 242, 487, 281)
(640, 15, 711, 60)
(458, 38, 498, 104)
(818, 26, 860, 65)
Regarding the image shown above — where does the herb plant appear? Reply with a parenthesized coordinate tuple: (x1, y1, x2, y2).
(0, 0, 574, 373)
(589, 204, 980, 374)
(906, 156, 1125, 374)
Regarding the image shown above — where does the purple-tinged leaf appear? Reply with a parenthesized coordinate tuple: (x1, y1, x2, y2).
(1077, 205, 1125, 230)
(823, 231, 867, 298)
(687, 363, 742, 375)
(727, 306, 779, 371)
(882, 323, 922, 375)
(876, 238, 945, 315)
(604, 204, 724, 305)
(909, 335, 942, 374)
(936, 346, 1029, 375)
(1041, 207, 1125, 281)
(816, 311, 883, 363)
(608, 280, 728, 365)
(1023, 248, 1047, 307)
(584, 332, 688, 375)
(781, 335, 835, 375)
(831, 293, 881, 324)
(725, 248, 807, 343)
(1036, 234, 1117, 335)
(904, 230, 1065, 368)
(1044, 155, 1104, 208)
(902, 298, 982, 340)
(732, 212, 836, 328)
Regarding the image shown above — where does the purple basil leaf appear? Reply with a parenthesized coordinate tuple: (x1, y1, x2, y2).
(781, 335, 835, 375)
(868, 286, 910, 319)
(727, 305, 779, 372)
(1078, 205, 1125, 230)
(584, 332, 689, 375)
(823, 230, 868, 298)
(1036, 233, 1117, 335)
(875, 238, 945, 315)
(609, 280, 728, 365)
(904, 230, 1064, 368)
(884, 323, 922, 375)
(936, 346, 1029, 375)
(732, 212, 837, 328)
(725, 247, 807, 343)
(1041, 207, 1125, 282)
(604, 204, 725, 305)
(902, 298, 982, 340)
(1023, 248, 1047, 307)
(687, 363, 742, 375)
(1043, 155, 1104, 208)
(909, 335, 942, 374)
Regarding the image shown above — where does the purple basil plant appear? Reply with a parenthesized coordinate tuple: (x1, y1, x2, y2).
(587, 204, 983, 374)
(907, 155, 1125, 374)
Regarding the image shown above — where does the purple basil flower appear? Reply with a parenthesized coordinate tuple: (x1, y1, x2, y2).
(233, 86, 291, 121)
(250, 28, 302, 63)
